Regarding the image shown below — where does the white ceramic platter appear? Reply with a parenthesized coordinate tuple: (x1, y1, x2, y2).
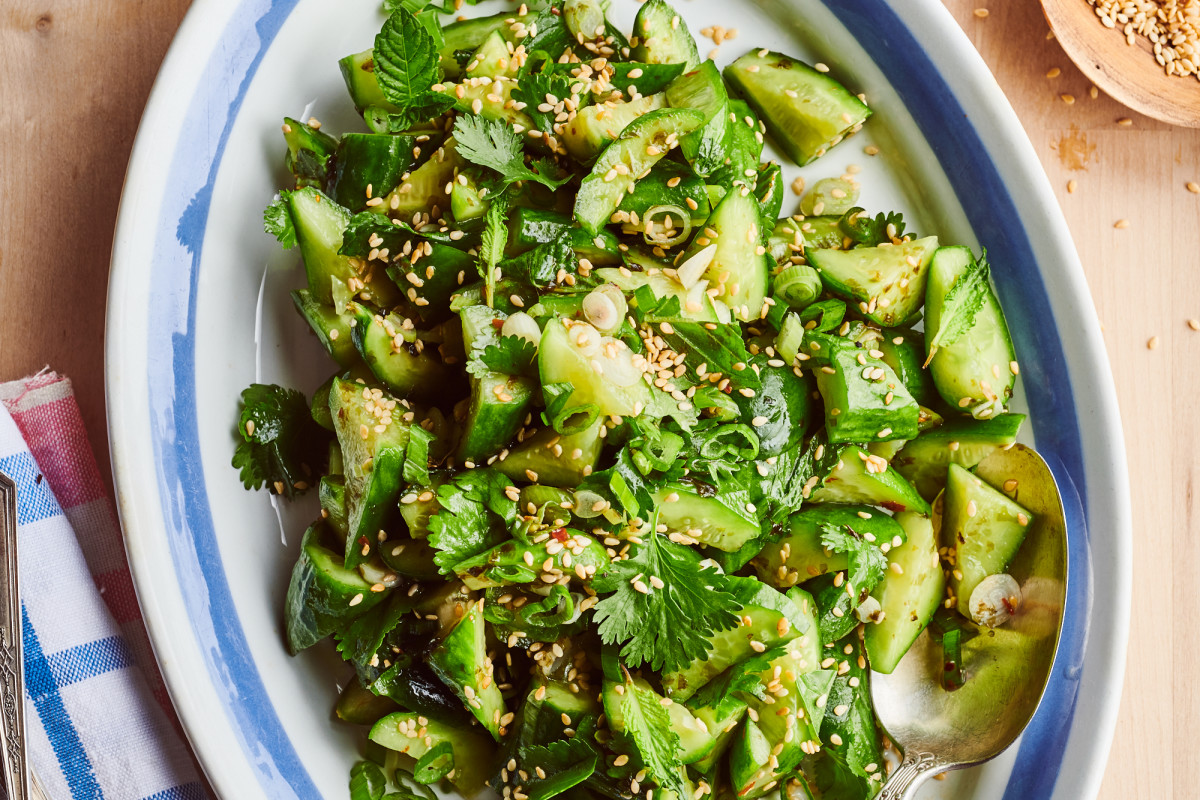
(106, 0, 1131, 798)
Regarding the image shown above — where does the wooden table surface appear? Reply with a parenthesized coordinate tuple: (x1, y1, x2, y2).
(0, 0, 1194, 796)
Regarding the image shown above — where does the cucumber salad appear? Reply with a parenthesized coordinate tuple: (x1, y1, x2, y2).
(233, 1, 1040, 798)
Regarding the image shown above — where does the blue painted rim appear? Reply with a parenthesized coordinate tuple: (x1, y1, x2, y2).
(143, 0, 1094, 797)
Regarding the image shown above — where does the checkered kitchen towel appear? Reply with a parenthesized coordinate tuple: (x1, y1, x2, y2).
(0, 371, 207, 800)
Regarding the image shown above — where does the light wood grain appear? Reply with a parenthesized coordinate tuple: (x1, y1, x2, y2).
(0, 0, 1195, 797)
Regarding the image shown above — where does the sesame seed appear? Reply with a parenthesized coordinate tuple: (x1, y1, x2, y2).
(1060, 93, 1076, 105)
(974, 8, 989, 18)
(1189, 319, 1200, 331)
(1046, 67, 1061, 78)
(1188, 182, 1200, 194)
(1147, 335, 1159, 350)
(1114, 218, 1130, 229)
(1067, 179, 1078, 193)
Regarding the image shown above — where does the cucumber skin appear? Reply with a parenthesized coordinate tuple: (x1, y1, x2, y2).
(631, 0, 701, 69)
(864, 511, 944, 674)
(285, 524, 384, 653)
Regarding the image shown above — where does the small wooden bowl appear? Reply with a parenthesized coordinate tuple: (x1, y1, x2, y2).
(1040, 0, 1200, 127)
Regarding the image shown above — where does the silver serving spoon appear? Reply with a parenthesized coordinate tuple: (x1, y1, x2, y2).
(871, 445, 1068, 798)
(0, 471, 49, 800)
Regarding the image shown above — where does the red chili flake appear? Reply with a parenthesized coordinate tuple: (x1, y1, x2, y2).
(491, 318, 506, 330)
(550, 528, 569, 542)
(881, 501, 906, 513)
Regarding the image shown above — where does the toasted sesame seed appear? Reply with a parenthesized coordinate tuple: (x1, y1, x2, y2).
(973, 8, 989, 18)
(1188, 182, 1200, 194)
(1060, 93, 1076, 105)
(1147, 335, 1159, 350)
(1067, 179, 1077, 193)
(1114, 218, 1130, 229)
(1046, 67, 1061, 78)
(1189, 319, 1200, 331)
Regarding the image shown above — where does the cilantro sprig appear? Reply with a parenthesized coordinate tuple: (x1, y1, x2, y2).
(263, 194, 296, 248)
(467, 335, 538, 379)
(591, 528, 741, 672)
(231, 384, 327, 499)
(453, 116, 572, 191)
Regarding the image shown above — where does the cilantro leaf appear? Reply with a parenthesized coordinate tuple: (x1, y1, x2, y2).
(592, 530, 740, 672)
(478, 192, 510, 307)
(617, 675, 685, 795)
(373, 9, 456, 128)
(467, 335, 538, 379)
(231, 383, 326, 498)
(333, 593, 417, 683)
(837, 206, 907, 247)
(925, 250, 991, 363)
(350, 761, 389, 800)
(426, 469, 517, 574)
(453, 115, 572, 191)
(814, 522, 889, 644)
(263, 194, 296, 248)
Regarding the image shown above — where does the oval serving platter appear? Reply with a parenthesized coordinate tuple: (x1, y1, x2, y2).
(106, 0, 1131, 798)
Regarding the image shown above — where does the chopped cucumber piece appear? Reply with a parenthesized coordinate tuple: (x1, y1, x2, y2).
(813, 337, 920, 443)
(379, 137, 465, 222)
(690, 184, 769, 322)
(496, 420, 604, 488)
(892, 413, 1025, 501)
(331, 133, 415, 211)
(574, 108, 705, 234)
(563, 93, 667, 163)
(661, 578, 807, 700)
(348, 302, 453, 401)
(652, 482, 760, 553)
(464, 30, 517, 78)
(291, 289, 359, 368)
(810, 444, 931, 515)
(339, 50, 397, 113)
(369, 711, 495, 794)
(538, 318, 651, 420)
(724, 50, 870, 166)
(943, 463, 1033, 616)
(428, 599, 507, 740)
(329, 377, 418, 569)
(925, 246, 1018, 418)
(285, 523, 385, 653)
(440, 12, 522, 79)
(439, 77, 537, 130)
(865, 511, 944, 673)
(800, 177, 860, 217)
(664, 62, 732, 176)
(807, 235, 938, 327)
(631, 0, 700, 69)
(599, 265, 728, 323)
(287, 187, 401, 307)
(752, 505, 905, 587)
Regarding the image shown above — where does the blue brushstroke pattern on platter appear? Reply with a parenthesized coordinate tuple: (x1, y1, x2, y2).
(144, 0, 1092, 795)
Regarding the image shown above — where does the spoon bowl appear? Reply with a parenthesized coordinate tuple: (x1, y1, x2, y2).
(871, 445, 1068, 798)
(1040, 0, 1200, 127)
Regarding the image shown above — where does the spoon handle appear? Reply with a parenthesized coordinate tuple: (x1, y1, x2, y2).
(0, 472, 29, 800)
(877, 750, 948, 800)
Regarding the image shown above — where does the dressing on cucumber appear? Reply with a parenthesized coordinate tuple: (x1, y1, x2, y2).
(236, 4, 1051, 799)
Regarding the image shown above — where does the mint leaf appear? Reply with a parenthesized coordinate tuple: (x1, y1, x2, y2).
(264, 194, 296, 248)
(453, 115, 572, 191)
(373, 9, 455, 128)
(231, 384, 327, 498)
(926, 251, 991, 360)
(468, 335, 538, 379)
(619, 676, 685, 795)
(478, 192, 510, 307)
(591, 529, 740, 672)
(522, 737, 599, 800)
(350, 761, 388, 800)
(647, 318, 762, 392)
(403, 425, 434, 485)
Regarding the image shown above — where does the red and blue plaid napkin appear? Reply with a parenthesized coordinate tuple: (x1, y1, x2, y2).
(0, 371, 206, 799)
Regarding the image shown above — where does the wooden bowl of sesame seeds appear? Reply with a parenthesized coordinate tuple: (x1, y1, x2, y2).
(1040, 0, 1200, 126)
